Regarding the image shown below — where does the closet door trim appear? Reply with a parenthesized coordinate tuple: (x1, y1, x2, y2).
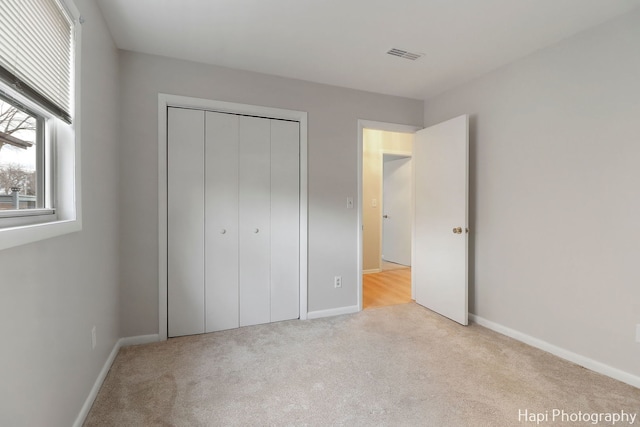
(158, 94, 308, 341)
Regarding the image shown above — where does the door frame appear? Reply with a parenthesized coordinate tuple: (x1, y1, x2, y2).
(357, 120, 421, 311)
(158, 94, 308, 340)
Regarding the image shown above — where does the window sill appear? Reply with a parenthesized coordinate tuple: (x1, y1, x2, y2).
(0, 209, 56, 219)
(0, 217, 82, 251)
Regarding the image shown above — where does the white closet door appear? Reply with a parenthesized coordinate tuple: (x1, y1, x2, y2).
(205, 112, 240, 332)
(270, 120, 300, 322)
(168, 107, 205, 337)
(239, 116, 271, 327)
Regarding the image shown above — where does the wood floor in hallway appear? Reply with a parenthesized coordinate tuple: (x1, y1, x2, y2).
(363, 267, 412, 309)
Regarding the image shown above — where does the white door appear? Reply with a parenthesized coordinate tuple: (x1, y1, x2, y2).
(239, 116, 272, 327)
(382, 156, 412, 266)
(414, 115, 469, 325)
(205, 111, 240, 333)
(168, 107, 205, 337)
(168, 110, 300, 336)
(270, 120, 300, 322)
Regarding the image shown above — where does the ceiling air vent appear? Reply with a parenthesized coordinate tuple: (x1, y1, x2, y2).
(386, 48, 424, 61)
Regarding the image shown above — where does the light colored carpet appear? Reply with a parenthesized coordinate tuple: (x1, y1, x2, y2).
(85, 303, 640, 426)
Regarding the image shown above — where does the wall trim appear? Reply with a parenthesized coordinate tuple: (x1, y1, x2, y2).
(158, 94, 309, 340)
(363, 268, 381, 274)
(307, 305, 359, 320)
(469, 314, 640, 389)
(382, 149, 412, 158)
(72, 340, 121, 427)
(73, 334, 160, 427)
(120, 334, 160, 347)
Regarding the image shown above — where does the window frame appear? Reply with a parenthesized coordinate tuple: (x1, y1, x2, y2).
(0, 0, 82, 251)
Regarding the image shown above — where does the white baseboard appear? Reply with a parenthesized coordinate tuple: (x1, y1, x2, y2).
(307, 305, 359, 320)
(120, 334, 160, 347)
(72, 339, 121, 427)
(363, 269, 381, 274)
(73, 334, 161, 427)
(469, 314, 640, 389)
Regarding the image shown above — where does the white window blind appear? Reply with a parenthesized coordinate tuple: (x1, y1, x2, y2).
(0, 0, 74, 123)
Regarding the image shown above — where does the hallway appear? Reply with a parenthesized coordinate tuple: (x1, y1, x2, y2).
(363, 263, 412, 309)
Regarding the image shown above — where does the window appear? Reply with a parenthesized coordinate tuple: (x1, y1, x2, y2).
(0, 0, 81, 250)
(0, 94, 47, 213)
(0, 0, 74, 123)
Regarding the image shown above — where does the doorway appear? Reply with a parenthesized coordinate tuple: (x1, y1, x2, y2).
(359, 123, 419, 310)
(358, 117, 469, 324)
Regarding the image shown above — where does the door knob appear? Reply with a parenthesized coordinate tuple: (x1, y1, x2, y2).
(452, 227, 462, 234)
(220, 228, 226, 234)
(383, 215, 389, 219)
(254, 228, 260, 234)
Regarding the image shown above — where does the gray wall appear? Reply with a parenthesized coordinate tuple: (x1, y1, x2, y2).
(118, 52, 423, 336)
(0, 0, 121, 425)
(424, 9, 640, 377)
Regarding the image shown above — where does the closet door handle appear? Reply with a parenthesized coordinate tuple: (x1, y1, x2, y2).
(220, 229, 227, 234)
(254, 228, 260, 234)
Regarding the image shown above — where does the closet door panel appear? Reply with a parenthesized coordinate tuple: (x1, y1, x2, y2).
(205, 112, 240, 332)
(239, 116, 271, 327)
(270, 120, 300, 322)
(168, 107, 205, 337)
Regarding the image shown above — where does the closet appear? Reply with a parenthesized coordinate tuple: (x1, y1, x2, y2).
(167, 107, 300, 338)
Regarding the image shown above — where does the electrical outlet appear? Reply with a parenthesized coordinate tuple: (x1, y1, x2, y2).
(91, 326, 96, 350)
(636, 324, 640, 343)
(334, 276, 342, 288)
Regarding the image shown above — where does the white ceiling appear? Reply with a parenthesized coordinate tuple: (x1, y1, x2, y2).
(95, 0, 640, 100)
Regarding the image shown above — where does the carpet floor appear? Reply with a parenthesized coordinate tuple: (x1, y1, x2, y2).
(85, 303, 640, 426)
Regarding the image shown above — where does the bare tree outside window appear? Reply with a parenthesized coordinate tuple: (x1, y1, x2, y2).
(0, 98, 38, 209)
